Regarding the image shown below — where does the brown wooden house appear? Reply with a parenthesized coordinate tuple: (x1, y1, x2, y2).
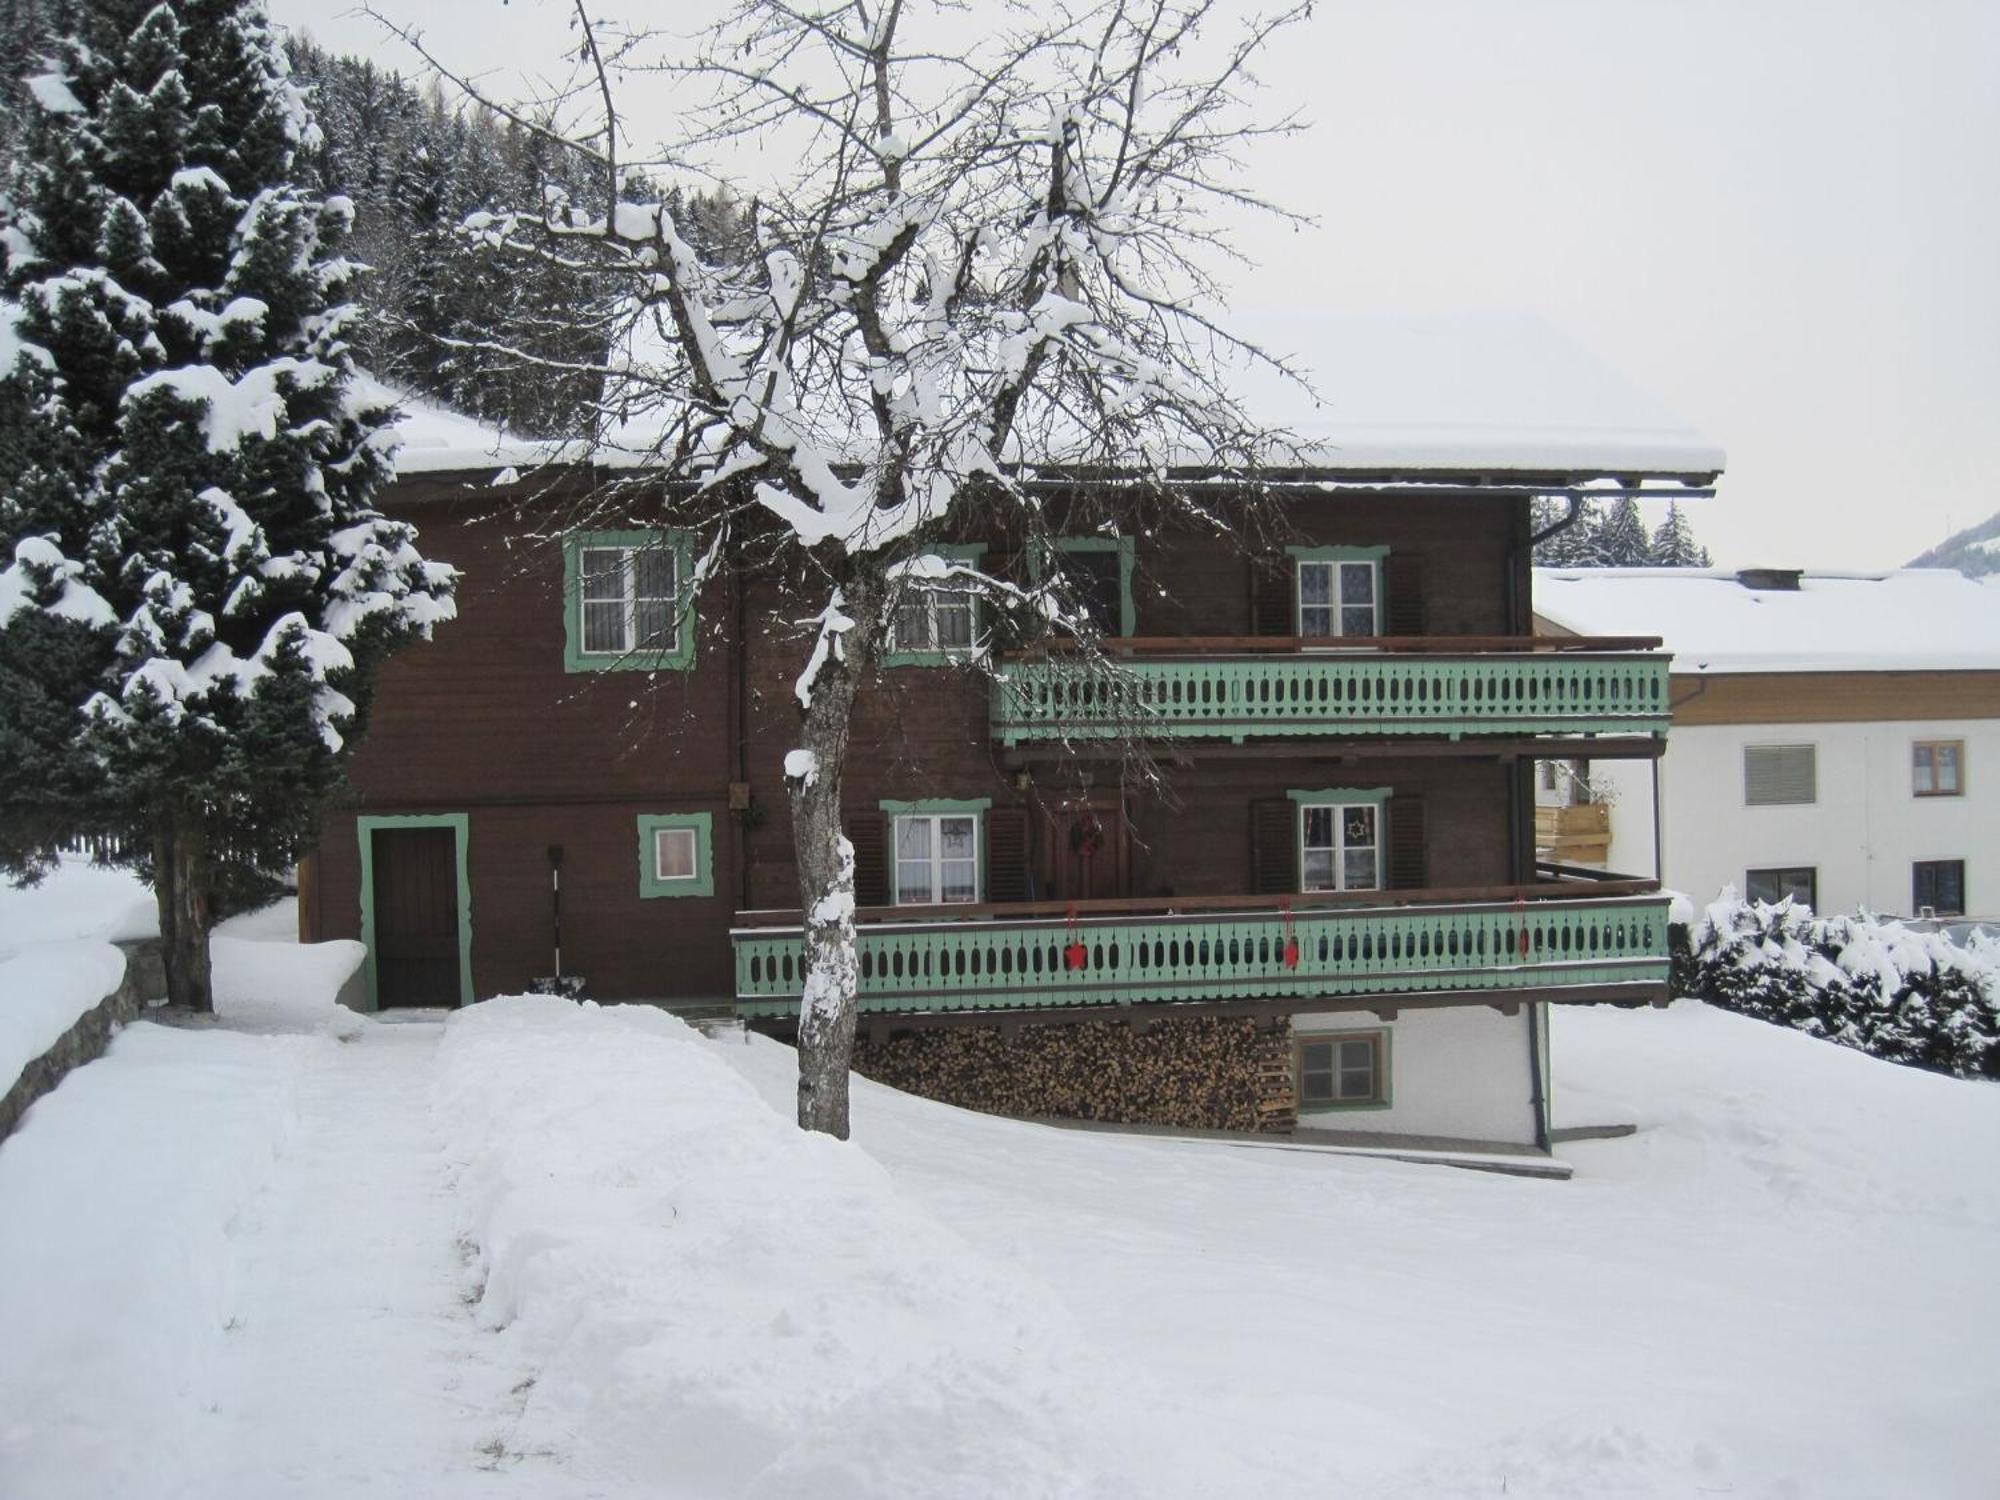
(304, 318, 1722, 1150)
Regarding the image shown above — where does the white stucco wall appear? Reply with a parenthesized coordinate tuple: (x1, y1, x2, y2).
(1601, 717, 2000, 916)
(1294, 1004, 1541, 1146)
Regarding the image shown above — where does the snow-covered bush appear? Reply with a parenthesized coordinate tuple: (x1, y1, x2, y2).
(1672, 890, 2000, 1079)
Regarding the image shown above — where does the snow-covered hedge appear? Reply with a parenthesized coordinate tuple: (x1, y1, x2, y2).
(1670, 891, 2000, 1079)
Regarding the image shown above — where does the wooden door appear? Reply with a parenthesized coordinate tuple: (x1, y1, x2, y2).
(371, 826, 462, 1007)
(1037, 799, 1129, 902)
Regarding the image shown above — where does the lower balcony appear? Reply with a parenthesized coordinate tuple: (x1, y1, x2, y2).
(730, 884, 1671, 1021)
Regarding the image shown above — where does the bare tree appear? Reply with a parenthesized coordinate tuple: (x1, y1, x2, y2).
(373, 0, 1312, 1136)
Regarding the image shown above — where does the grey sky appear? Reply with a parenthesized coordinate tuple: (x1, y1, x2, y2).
(272, 0, 1999, 569)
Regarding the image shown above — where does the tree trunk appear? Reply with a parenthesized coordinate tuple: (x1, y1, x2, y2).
(154, 807, 215, 1013)
(789, 578, 877, 1138)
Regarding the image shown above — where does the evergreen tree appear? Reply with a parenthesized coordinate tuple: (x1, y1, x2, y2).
(1531, 496, 1605, 566)
(1649, 500, 1711, 567)
(0, 1, 455, 1009)
(1596, 496, 1651, 566)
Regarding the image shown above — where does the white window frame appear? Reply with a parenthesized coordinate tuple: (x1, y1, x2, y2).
(578, 543, 679, 658)
(891, 812, 982, 905)
(1298, 1031, 1387, 1108)
(652, 826, 699, 884)
(1298, 801, 1382, 893)
(1296, 558, 1382, 638)
(888, 583, 979, 656)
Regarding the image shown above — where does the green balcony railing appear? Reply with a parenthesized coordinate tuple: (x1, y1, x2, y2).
(989, 639, 1670, 745)
(731, 890, 1671, 1019)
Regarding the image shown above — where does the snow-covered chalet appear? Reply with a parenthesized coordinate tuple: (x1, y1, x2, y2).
(301, 315, 1723, 1152)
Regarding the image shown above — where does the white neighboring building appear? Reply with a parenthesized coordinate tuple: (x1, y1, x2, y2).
(1534, 568, 2000, 919)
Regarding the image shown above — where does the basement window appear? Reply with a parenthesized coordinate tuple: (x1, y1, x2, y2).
(1913, 860, 1965, 918)
(1298, 1032, 1387, 1109)
(1745, 866, 1816, 909)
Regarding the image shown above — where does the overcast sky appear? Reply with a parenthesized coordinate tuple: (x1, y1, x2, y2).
(272, 0, 1999, 570)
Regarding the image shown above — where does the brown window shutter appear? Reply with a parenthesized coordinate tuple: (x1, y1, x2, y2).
(985, 806, 1029, 904)
(1249, 557, 1294, 636)
(1383, 552, 1427, 636)
(845, 813, 889, 907)
(1250, 797, 1297, 894)
(1386, 795, 1427, 890)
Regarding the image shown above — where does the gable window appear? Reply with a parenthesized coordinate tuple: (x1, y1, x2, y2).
(1293, 790, 1386, 893)
(1298, 1032, 1388, 1109)
(1745, 866, 1816, 909)
(1913, 741, 1963, 797)
(563, 530, 693, 672)
(882, 798, 990, 905)
(637, 813, 714, 898)
(886, 546, 984, 662)
(1289, 546, 1389, 638)
(1913, 859, 1965, 917)
(1744, 744, 1816, 806)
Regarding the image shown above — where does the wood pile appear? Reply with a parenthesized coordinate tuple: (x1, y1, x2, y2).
(852, 1016, 1297, 1134)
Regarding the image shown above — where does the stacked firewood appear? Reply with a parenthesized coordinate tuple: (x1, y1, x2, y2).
(853, 1016, 1298, 1134)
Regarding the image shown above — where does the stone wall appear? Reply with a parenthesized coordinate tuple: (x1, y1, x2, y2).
(852, 1015, 1297, 1134)
(0, 939, 164, 1144)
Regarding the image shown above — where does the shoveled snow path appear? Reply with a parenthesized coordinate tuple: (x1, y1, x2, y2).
(183, 1019, 584, 1500)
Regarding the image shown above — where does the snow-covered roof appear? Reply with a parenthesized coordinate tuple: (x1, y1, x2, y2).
(1228, 311, 1724, 480)
(375, 312, 1723, 483)
(1534, 568, 2000, 674)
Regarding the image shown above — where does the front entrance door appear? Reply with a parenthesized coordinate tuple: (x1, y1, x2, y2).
(1038, 799, 1129, 902)
(370, 826, 462, 1007)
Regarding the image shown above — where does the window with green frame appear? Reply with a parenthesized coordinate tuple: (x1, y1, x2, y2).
(1287, 545, 1388, 637)
(885, 545, 986, 664)
(637, 812, 714, 898)
(881, 797, 991, 903)
(563, 529, 694, 673)
(1289, 787, 1389, 893)
(1035, 536, 1135, 638)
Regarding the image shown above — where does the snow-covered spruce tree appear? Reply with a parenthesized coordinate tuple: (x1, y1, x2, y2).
(1595, 495, 1651, 566)
(1648, 500, 1710, 567)
(0, 1, 455, 1009)
(1531, 495, 1604, 566)
(386, 0, 1311, 1135)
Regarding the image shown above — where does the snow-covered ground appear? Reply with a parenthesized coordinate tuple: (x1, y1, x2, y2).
(2, 864, 1997, 1497)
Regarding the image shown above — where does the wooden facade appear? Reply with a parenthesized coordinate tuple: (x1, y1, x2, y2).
(305, 480, 1673, 1027)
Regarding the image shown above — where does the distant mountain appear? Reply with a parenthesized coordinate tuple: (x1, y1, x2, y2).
(1908, 512, 2000, 578)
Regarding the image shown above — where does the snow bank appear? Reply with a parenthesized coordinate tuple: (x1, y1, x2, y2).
(434, 997, 1111, 1497)
(0, 940, 129, 1096)
(214, 897, 365, 1039)
(0, 1024, 322, 1498)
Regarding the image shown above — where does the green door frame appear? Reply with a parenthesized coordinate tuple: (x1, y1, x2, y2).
(357, 813, 474, 1009)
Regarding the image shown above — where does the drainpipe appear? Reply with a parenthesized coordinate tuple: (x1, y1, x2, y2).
(1526, 1001, 1550, 1152)
(1505, 494, 1586, 633)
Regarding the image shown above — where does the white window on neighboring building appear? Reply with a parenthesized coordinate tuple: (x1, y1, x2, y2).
(1744, 743, 1816, 806)
(1298, 1032, 1386, 1108)
(579, 542, 679, 657)
(1297, 558, 1380, 637)
(892, 813, 980, 905)
(1746, 866, 1817, 908)
(1913, 740, 1963, 797)
(1300, 802, 1380, 892)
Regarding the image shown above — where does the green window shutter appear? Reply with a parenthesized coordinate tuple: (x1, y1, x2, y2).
(1383, 552, 1426, 636)
(1250, 797, 1297, 894)
(1386, 795, 1427, 890)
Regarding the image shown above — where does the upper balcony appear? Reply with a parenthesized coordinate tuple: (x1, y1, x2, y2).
(989, 636, 1669, 747)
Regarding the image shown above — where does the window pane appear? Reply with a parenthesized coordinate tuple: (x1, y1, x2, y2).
(1343, 848, 1379, 890)
(893, 599, 933, 650)
(1066, 550, 1124, 632)
(1302, 806, 1334, 850)
(1339, 562, 1375, 605)
(935, 594, 974, 648)
(1300, 605, 1334, 636)
(580, 548, 626, 602)
(1343, 805, 1377, 848)
(1938, 744, 1962, 793)
(1299, 562, 1332, 606)
(654, 827, 696, 881)
(938, 816, 976, 859)
(1302, 850, 1335, 892)
(895, 862, 932, 904)
(1914, 743, 1935, 793)
(939, 859, 977, 903)
(1339, 605, 1375, 637)
(633, 598, 673, 650)
(632, 547, 675, 603)
(1300, 1042, 1334, 1102)
(895, 818, 931, 860)
(582, 599, 626, 653)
